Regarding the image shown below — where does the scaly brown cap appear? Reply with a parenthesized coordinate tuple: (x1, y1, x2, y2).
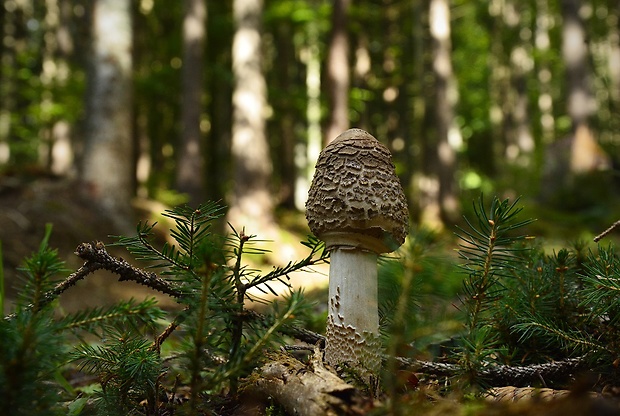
(306, 128, 409, 253)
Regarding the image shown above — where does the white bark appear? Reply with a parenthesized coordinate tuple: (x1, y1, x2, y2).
(82, 0, 133, 228)
(423, 0, 460, 226)
(229, 0, 274, 233)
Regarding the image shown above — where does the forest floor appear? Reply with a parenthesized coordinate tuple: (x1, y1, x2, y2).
(0, 176, 329, 315)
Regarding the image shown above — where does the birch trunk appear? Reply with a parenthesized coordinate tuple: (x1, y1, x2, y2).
(229, 0, 274, 233)
(81, 0, 133, 230)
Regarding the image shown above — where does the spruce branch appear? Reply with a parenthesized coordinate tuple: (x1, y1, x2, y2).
(162, 202, 224, 267)
(112, 202, 224, 277)
(580, 245, 620, 310)
(227, 226, 252, 390)
(139, 222, 192, 272)
(211, 291, 308, 389)
(61, 297, 164, 335)
(242, 235, 328, 297)
(456, 196, 534, 333)
(0, 225, 71, 413)
(453, 196, 537, 387)
(72, 331, 161, 412)
(5, 225, 89, 320)
(513, 317, 607, 354)
(188, 259, 214, 412)
(151, 306, 191, 352)
(4, 256, 100, 321)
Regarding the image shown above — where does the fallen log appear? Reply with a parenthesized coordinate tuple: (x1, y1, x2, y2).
(243, 347, 374, 416)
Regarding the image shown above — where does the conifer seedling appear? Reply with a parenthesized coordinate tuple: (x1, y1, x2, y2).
(306, 128, 409, 384)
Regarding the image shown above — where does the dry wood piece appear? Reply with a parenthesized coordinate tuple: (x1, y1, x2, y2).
(306, 128, 409, 383)
(245, 348, 372, 416)
(483, 386, 620, 415)
(485, 386, 573, 402)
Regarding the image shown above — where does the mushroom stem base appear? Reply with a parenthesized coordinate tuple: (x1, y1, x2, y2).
(325, 317, 382, 383)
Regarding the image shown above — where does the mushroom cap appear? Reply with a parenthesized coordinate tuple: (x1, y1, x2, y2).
(306, 128, 409, 254)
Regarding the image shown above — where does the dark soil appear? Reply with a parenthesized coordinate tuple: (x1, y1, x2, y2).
(0, 176, 178, 314)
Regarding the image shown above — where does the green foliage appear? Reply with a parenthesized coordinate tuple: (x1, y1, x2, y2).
(5, 196, 620, 413)
(510, 244, 620, 364)
(379, 227, 460, 347)
(431, 197, 620, 390)
(0, 310, 66, 415)
(0, 225, 68, 415)
(456, 197, 535, 335)
(74, 202, 328, 413)
(427, 196, 533, 386)
(0, 240, 4, 316)
(0, 202, 329, 414)
(0, 224, 165, 415)
(73, 333, 161, 415)
(5, 0, 620, 220)
(61, 298, 164, 337)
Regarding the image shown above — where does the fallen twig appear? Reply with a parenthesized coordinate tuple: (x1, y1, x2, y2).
(594, 220, 620, 243)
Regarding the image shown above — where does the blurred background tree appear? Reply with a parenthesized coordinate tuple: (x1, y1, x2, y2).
(0, 0, 618, 234)
(175, 0, 207, 207)
(81, 0, 133, 232)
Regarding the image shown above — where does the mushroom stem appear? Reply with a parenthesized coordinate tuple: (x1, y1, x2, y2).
(325, 246, 382, 379)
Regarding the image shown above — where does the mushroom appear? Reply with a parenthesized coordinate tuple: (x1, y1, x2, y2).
(305, 128, 409, 383)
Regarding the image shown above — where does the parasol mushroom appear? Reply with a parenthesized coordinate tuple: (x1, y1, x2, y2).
(305, 128, 409, 383)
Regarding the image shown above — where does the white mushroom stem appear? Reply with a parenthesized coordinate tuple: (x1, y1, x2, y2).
(328, 247, 378, 334)
(325, 246, 382, 380)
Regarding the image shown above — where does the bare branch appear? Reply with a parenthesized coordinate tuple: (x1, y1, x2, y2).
(74, 241, 185, 299)
(594, 220, 620, 243)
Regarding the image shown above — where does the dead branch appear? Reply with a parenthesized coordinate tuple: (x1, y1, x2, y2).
(74, 241, 185, 298)
(594, 220, 620, 243)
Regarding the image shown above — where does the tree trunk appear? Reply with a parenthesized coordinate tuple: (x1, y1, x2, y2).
(228, 0, 274, 233)
(324, 0, 350, 145)
(274, 22, 296, 210)
(41, 0, 74, 176)
(535, 0, 555, 145)
(540, 0, 611, 206)
(408, 0, 426, 223)
(176, 0, 206, 206)
(81, 0, 134, 231)
(505, 1, 534, 165)
(485, 0, 506, 176)
(204, 1, 232, 212)
(559, 0, 609, 176)
(421, 0, 459, 227)
(0, 1, 17, 165)
(297, 15, 322, 210)
(561, 0, 596, 135)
